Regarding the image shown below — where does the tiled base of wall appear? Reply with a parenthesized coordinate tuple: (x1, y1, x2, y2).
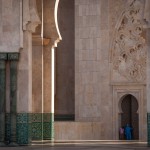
(43, 113, 54, 140)
(4, 113, 54, 145)
(17, 113, 32, 145)
(32, 113, 54, 140)
(32, 113, 42, 140)
(148, 113, 150, 146)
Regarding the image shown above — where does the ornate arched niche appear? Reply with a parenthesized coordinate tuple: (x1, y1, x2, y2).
(110, 0, 146, 82)
(112, 83, 146, 140)
(118, 93, 139, 113)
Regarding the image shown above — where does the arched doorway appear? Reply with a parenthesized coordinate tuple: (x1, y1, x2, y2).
(120, 94, 139, 140)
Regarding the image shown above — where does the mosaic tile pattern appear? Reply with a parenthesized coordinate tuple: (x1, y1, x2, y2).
(148, 113, 150, 145)
(3, 113, 54, 144)
(17, 113, 31, 145)
(43, 113, 54, 140)
(31, 113, 42, 140)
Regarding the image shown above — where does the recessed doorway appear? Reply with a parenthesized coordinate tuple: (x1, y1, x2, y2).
(119, 94, 139, 140)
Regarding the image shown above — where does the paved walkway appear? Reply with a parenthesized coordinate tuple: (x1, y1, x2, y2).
(0, 141, 150, 150)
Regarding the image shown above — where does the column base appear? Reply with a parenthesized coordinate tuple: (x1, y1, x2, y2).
(0, 142, 6, 147)
(8, 142, 18, 147)
(50, 139, 54, 142)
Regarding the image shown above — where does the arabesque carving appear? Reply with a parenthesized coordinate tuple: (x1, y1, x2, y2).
(112, 0, 146, 82)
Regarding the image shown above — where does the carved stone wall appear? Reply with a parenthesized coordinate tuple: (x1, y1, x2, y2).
(111, 0, 146, 82)
(0, 0, 23, 52)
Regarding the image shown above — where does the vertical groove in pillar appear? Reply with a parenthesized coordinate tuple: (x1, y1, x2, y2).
(0, 53, 7, 146)
(8, 53, 19, 146)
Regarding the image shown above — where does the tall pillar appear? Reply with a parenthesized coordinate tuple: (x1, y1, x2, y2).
(8, 53, 19, 146)
(43, 0, 61, 141)
(43, 40, 54, 140)
(143, 0, 150, 145)
(32, 35, 43, 140)
(147, 28, 150, 145)
(0, 53, 7, 146)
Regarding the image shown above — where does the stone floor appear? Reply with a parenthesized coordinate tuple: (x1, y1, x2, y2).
(0, 141, 150, 150)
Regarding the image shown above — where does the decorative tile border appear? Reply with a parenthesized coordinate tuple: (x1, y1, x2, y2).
(148, 113, 150, 146)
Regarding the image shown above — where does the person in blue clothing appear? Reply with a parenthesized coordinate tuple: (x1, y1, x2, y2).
(125, 124, 132, 140)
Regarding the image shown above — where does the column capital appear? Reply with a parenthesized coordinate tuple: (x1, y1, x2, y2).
(0, 53, 7, 60)
(8, 53, 20, 61)
(43, 38, 51, 46)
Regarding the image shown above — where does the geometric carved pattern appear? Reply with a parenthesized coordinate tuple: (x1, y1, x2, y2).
(112, 0, 146, 82)
(148, 113, 150, 145)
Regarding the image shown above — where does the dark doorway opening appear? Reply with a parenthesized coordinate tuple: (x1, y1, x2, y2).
(120, 94, 139, 140)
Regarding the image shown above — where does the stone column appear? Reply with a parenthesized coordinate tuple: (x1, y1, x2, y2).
(32, 35, 43, 140)
(21, 0, 41, 143)
(8, 53, 19, 146)
(43, 40, 54, 140)
(144, 1, 150, 145)
(147, 28, 150, 145)
(0, 53, 7, 146)
(43, 0, 61, 140)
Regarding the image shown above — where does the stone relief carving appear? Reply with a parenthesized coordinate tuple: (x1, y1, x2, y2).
(144, 0, 150, 28)
(112, 0, 146, 82)
(23, 0, 41, 32)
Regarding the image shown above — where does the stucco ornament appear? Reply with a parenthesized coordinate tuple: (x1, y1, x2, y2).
(143, 0, 150, 28)
(23, 0, 41, 32)
(112, 0, 146, 82)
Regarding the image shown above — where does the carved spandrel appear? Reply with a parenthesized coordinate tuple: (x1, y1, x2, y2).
(112, 0, 146, 82)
